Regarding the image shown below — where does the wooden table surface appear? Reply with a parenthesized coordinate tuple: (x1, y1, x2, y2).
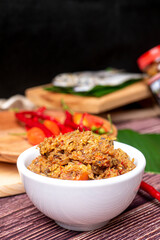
(1, 115, 160, 240)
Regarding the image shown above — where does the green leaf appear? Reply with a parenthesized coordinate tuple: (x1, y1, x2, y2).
(117, 129, 160, 174)
(44, 79, 141, 98)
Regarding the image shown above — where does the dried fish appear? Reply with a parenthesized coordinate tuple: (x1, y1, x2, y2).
(52, 70, 144, 92)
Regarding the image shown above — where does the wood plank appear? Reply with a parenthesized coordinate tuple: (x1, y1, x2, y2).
(25, 80, 151, 114)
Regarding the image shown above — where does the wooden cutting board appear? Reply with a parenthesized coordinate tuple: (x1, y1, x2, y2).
(25, 80, 151, 114)
(0, 110, 65, 164)
(0, 110, 65, 197)
(0, 111, 31, 163)
(0, 162, 25, 197)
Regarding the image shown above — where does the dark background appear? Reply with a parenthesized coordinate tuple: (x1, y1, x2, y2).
(0, 0, 160, 98)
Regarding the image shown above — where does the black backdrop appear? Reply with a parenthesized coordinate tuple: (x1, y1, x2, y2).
(0, 0, 160, 98)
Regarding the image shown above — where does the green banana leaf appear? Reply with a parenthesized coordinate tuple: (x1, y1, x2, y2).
(44, 79, 140, 98)
(118, 129, 160, 174)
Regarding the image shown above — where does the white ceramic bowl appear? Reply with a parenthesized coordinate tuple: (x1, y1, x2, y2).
(17, 141, 146, 231)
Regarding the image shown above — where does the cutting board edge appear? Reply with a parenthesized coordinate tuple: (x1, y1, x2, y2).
(25, 81, 152, 114)
(0, 182, 25, 197)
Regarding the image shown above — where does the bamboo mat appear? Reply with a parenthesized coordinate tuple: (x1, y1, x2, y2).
(0, 173, 159, 240)
(0, 116, 160, 240)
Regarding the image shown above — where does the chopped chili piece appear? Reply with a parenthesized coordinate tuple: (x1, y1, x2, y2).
(76, 172, 89, 181)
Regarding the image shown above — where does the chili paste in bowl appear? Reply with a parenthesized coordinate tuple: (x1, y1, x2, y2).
(28, 130, 136, 180)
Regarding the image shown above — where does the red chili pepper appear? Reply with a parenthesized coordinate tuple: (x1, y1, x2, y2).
(64, 111, 90, 132)
(78, 113, 90, 131)
(15, 110, 51, 120)
(15, 112, 53, 137)
(140, 181, 160, 202)
(60, 125, 74, 134)
(51, 119, 73, 134)
(33, 116, 39, 122)
(16, 110, 62, 126)
(36, 106, 46, 113)
(16, 108, 91, 137)
(25, 125, 31, 131)
(64, 111, 79, 129)
(61, 100, 91, 131)
(23, 110, 75, 134)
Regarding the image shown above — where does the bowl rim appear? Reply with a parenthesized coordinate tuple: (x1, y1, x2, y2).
(17, 141, 146, 188)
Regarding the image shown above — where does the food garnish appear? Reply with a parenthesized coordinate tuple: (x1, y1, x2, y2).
(15, 104, 116, 145)
(140, 181, 160, 202)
